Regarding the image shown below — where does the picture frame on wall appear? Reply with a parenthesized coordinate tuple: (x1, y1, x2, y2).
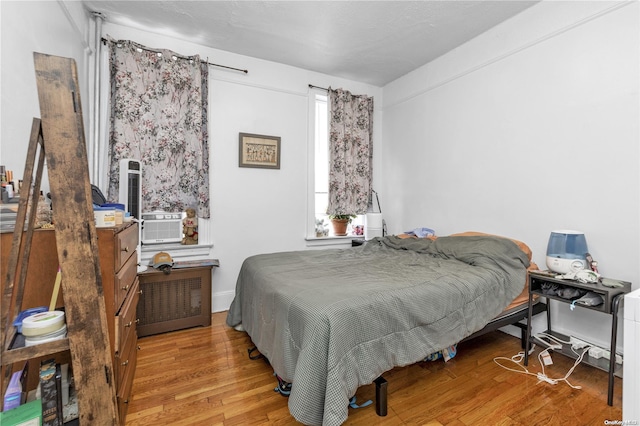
(239, 133, 281, 169)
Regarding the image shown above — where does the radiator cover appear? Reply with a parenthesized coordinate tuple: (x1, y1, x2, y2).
(137, 266, 212, 337)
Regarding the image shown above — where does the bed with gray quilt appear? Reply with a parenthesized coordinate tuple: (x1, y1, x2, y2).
(226, 235, 530, 425)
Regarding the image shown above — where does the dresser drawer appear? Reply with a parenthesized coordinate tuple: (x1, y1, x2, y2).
(116, 337, 137, 423)
(114, 252, 138, 313)
(115, 318, 137, 390)
(115, 278, 139, 354)
(115, 224, 138, 271)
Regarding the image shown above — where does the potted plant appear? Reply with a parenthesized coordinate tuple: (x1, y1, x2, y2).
(328, 214, 356, 236)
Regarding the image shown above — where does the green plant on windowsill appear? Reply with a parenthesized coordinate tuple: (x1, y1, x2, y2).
(327, 214, 357, 223)
(328, 214, 357, 236)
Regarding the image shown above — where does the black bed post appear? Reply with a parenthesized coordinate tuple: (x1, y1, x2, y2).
(374, 376, 388, 416)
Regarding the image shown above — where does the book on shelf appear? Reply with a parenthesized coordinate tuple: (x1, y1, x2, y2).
(39, 359, 63, 426)
(3, 361, 28, 411)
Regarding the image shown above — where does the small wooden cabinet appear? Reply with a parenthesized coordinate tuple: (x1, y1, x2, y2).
(96, 223, 139, 423)
(137, 265, 212, 337)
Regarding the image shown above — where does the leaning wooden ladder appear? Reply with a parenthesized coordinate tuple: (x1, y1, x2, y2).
(0, 53, 118, 423)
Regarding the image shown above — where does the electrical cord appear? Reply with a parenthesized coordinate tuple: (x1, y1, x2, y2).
(493, 333, 592, 390)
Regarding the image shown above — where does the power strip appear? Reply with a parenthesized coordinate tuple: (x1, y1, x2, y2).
(588, 346, 604, 359)
(571, 336, 623, 364)
(587, 346, 623, 364)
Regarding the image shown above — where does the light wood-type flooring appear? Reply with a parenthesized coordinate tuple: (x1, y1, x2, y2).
(125, 312, 623, 425)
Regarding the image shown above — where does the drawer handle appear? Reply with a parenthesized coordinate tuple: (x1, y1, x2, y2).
(125, 321, 133, 328)
(121, 284, 130, 291)
(122, 246, 129, 253)
(124, 399, 129, 404)
(139, 289, 143, 295)
(121, 360, 129, 366)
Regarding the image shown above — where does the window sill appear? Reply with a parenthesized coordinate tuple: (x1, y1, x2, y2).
(305, 235, 364, 247)
(140, 242, 213, 263)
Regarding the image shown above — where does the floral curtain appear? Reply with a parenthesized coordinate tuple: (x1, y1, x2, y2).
(107, 40, 210, 218)
(326, 88, 374, 215)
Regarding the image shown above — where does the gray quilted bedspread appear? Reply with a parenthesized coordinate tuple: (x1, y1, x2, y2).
(226, 235, 529, 425)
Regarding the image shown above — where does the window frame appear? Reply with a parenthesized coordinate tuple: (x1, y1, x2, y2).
(306, 90, 364, 245)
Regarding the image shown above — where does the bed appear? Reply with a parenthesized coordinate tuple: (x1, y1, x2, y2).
(226, 233, 541, 426)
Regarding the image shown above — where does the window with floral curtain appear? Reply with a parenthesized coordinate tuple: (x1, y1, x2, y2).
(106, 39, 210, 218)
(326, 88, 374, 216)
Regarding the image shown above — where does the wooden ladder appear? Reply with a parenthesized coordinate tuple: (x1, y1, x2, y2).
(1, 53, 118, 423)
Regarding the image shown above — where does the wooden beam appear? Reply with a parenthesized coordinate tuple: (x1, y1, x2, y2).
(33, 52, 118, 424)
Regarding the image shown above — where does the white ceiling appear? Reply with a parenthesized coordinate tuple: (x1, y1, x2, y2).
(82, 0, 539, 86)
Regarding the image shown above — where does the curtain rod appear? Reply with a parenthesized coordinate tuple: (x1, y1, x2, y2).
(209, 62, 248, 74)
(308, 84, 328, 91)
(102, 37, 248, 74)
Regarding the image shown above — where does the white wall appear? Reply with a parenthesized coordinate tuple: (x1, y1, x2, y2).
(382, 1, 639, 349)
(0, 1, 92, 190)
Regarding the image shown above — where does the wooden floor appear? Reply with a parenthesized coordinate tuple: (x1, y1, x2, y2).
(125, 312, 623, 425)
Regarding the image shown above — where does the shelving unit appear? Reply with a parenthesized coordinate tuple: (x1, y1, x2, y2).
(524, 269, 631, 406)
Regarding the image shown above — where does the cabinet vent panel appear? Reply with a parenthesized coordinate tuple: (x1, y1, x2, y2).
(138, 278, 202, 323)
(137, 267, 212, 337)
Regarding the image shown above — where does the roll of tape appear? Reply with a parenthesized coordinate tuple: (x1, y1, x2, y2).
(21, 310, 65, 337)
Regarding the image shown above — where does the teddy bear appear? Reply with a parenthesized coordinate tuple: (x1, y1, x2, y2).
(181, 208, 198, 245)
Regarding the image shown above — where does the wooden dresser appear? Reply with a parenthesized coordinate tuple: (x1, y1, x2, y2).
(97, 223, 140, 423)
(0, 222, 139, 424)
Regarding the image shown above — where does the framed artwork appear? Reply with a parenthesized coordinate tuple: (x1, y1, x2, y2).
(239, 133, 281, 169)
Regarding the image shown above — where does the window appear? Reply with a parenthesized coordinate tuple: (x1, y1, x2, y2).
(308, 92, 363, 239)
(314, 94, 329, 227)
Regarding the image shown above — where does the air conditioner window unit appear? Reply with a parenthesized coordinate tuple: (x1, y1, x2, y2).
(141, 211, 183, 244)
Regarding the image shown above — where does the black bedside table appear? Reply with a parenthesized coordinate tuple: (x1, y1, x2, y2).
(524, 269, 631, 406)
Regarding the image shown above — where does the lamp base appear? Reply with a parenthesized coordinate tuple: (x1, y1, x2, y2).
(546, 256, 587, 274)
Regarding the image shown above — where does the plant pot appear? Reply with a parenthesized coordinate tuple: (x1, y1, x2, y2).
(331, 218, 349, 236)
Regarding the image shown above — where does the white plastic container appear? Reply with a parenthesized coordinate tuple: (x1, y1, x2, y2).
(365, 213, 383, 240)
(94, 207, 116, 228)
(21, 310, 65, 337)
